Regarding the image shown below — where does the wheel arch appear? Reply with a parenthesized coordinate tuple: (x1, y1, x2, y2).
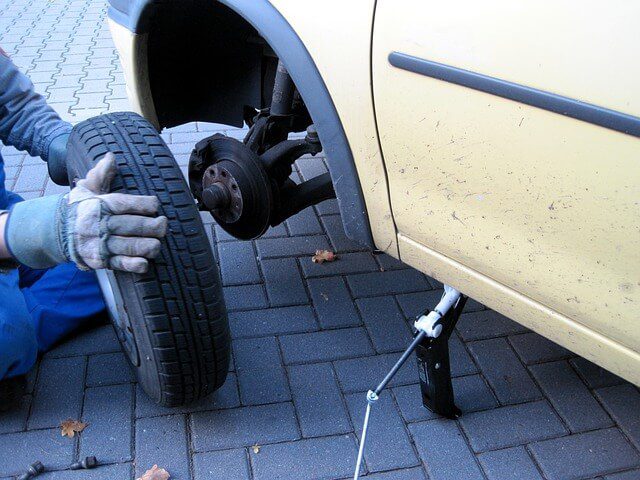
(108, 0, 375, 247)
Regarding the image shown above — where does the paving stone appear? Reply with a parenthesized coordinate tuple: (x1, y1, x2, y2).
(459, 400, 566, 452)
(251, 435, 358, 480)
(86, 351, 134, 386)
(0, 393, 30, 434)
(288, 363, 351, 438)
(46, 325, 119, 358)
(570, 357, 625, 389)
(217, 241, 261, 285)
(295, 156, 328, 180)
(234, 336, 290, 405)
(364, 468, 427, 479)
(457, 309, 529, 341)
(468, 337, 542, 404)
(448, 332, 479, 377)
(315, 198, 340, 216)
(374, 252, 408, 271)
(530, 428, 640, 480)
(38, 464, 132, 479)
(347, 269, 431, 298)
(393, 374, 496, 423)
(347, 393, 419, 472)
(286, 206, 323, 236)
(223, 284, 268, 311)
(509, 332, 572, 365)
(307, 276, 361, 328)
(357, 296, 413, 353)
(255, 235, 330, 258)
(409, 419, 485, 480)
(229, 305, 317, 338)
(28, 355, 86, 429)
(595, 384, 640, 450)
(193, 449, 250, 480)
(530, 360, 613, 432)
(477, 446, 543, 480)
(280, 327, 373, 364)
(0, 429, 73, 476)
(191, 402, 300, 451)
(136, 372, 240, 417)
(605, 470, 640, 480)
(13, 163, 48, 191)
(262, 257, 308, 306)
(301, 251, 379, 278)
(335, 353, 417, 393)
(80, 384, 133, 463)
(321, 214, 368, 252)
(135, 415, 190, 480)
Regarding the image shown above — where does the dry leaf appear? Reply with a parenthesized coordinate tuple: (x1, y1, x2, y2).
(252, 444, 261, 454)
(312, 250, 337, 264)
(137, 465, 170, 480)
(60, 419, 87, 438)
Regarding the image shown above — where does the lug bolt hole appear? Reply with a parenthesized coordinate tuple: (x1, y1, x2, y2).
(231, 184, 238, 190)
(221, 171, 227, 177)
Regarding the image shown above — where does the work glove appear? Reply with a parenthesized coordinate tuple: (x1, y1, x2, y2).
(47, 132, 70, 186)
(5, 153, 168, 273)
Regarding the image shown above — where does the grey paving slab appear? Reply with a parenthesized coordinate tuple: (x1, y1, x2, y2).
(530, 360, 613, 433)
(279, 327, 373, 364)
(193, 449, 251, 480)
(307, 276, 361, 328)
(28, 355, 86, 429)
(46, 325, 119, 358)
(459, 400, 567, 452)
(234, 336, 290, 405)
(229, 305, 317, 338)
(286, 206, 323, 236)
(457, 309, 529, 342)
(288, 362, 351, 438)
(37, 464, 132, 479)
(468, 337, 542, 405)
(334, 353, 418, 393)
(217, 241, 261, 286)
(363, 468, 427, 479)
(347, 269, 431, 298)
(509, 332, 573, 365)
(135, 415, 190, 480)
(79, 384, 133, 463)
(570, 357, 625, 389)
(409, 419, 485, 480)
(261, 257, 308, 306)
(301, 251, 379, 278)
(86, 351, 134, 387)
(255, 235, 330, 258)
(595, 384, 640, 450)
(0, 428, 74, 476)
(529, 428, 640, 480)
(346, 393, 419, 472)
(135, 373, 240, 417)
(321, 214, 369, 252)
(477, 446, 543, 480)
(191, 403, 300, 451)
(250, 435, 358, 480)
(356, 296, 413, 353)
(223, 284, 268, 311)
(0, 393, 30, 434)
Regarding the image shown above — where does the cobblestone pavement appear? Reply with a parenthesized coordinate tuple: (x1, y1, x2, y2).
(1, 0, 640, 479)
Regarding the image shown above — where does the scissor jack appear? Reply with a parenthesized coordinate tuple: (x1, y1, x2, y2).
(353, 286, 467, 479)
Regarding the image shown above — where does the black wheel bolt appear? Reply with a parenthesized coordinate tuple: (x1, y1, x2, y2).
(70, 456, 98, 470)
(16, 461, 44, 480)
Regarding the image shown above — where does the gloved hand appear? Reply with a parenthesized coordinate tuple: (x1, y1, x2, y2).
(5, 153, 168, 273)
(47, 132, 70, 186)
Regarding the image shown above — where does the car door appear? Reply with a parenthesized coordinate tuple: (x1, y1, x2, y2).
(372, 0, 640, 368)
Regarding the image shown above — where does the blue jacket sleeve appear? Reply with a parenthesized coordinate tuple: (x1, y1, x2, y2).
(0, 53, 71, 161)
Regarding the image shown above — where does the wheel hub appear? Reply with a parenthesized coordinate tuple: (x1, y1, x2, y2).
(189, 134, 274, 240)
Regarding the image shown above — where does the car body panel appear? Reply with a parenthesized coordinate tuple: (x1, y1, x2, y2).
(373, 0, 640, 384)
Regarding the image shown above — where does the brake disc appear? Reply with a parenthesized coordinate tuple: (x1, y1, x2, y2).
(189, 134, 274, 240)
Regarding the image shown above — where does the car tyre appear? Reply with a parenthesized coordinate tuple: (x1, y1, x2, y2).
(66, 112, 230, 407)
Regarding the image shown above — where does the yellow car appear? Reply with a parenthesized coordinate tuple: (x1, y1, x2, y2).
(107, 0, 640, 396)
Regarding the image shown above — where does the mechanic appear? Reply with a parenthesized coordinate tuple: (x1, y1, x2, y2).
(0, 49, 168, 410)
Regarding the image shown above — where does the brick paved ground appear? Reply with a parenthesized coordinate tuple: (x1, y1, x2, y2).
(1, 0, 640, 479)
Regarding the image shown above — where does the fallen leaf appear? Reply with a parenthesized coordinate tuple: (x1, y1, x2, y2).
(137, 465, 170, 480)
(60, 419, 87, 438)
(312, 250, 337, 264)
(252, 444, 261, 454)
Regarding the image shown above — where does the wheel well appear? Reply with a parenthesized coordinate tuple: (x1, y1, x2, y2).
(146, 1, 281, 128)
